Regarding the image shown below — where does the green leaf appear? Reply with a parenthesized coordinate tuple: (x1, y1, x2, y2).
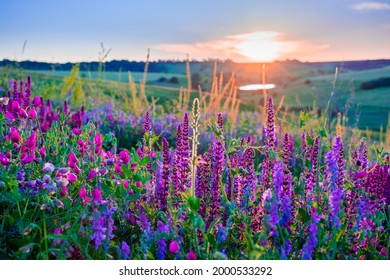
(122, 164, 131, 178)
(298, 208, 311, 223)
(139, 156, 151, 167)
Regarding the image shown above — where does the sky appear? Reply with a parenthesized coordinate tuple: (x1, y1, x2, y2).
(0, 0, 389, 63)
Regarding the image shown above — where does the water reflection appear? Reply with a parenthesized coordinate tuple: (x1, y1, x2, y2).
(239, 84, 276, 91)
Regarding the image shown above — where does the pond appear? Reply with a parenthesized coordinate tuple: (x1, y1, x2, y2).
(238, 84, 276, 91)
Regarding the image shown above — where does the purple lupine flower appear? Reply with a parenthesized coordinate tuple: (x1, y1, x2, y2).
(302, 213, 320, 260)
(144, 112, 151, 132)
(158, 138, 170, 212)
(329, 187, 344, 230)
(325, 150, 339, 191)
(240, 145, 256, 201)
(266, 97, 276, 149)
(335, 137, 345, 187)
(273, 161, 284, 199)
(282, 133, 293, 194)
(196, 152, 211, 218)
(90, 210, 107, 251)
(102, 205, 117, 251)
(217, 224, 228, 244)
(156, 221, 170, 260)
(208, 140, 225, 228)
(180, 114, 190, 188)
(121, 241, 131, 260)
(217, 112, 224, 132)
(305, 137, 320, 203)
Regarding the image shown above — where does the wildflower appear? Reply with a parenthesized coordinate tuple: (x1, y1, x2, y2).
(21, 154, 35, 165)
(266, 97, 276, 149)
(118, 150, 130, 165)
(169, 240, 180, 254)
(68, 152, 79, 169)
(0, 154, 10, 166)
(121, 241, 131, 260)
(79, 187, 86, 198)
(39, 147, 46, 158)
(186, 251, 197, 260)
(302, 213, 320, 260)
(66, 172, 77, 184)
(87, 169, 96, 181)
(90, 210, 107, 251)
(9, 127, 21, 143)
(94, 133, 103, 154)
(208, 141, 224, 228)
(92, 188, 102, 204)
(329, 187, 344, 230)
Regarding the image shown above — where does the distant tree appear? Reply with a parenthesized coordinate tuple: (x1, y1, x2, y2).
(169, 77, 179, 84)
(191, 72, 201, 89)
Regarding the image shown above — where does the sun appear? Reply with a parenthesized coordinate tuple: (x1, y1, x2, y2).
(233, 31, 288, 62)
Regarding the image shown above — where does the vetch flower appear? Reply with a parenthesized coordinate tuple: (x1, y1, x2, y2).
(121, 241, 131, 260)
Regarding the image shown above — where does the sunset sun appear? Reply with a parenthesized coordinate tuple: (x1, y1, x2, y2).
(233, 31, 295, 62)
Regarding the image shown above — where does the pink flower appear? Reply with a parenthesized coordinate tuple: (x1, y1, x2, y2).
(169, 241, 180, 254)
(28, 109, 37, 119)
(10, 128, 21, 143)
(123, 181, 129, 189)
(92, 189, 102, 203)
(186, 251, 197, 260)
(5, 111, 15, 120)
(87, 169, 96, 181)
(67, 172, 77, 184)
(115, 164, 123, 174)
(54, 228, 62, 235)
(118, 150, 130, 164)
(21, 154, 35, 165)
(39, 147, 46, 158)
(94, 134, 103, 154)
(0, 154, 10, 166)
(60, 185, 68, 197)
(136, 181, 142, 188)
(356, 170, 367, 179)
(18, 108, 28, 118)
(79, 187, 86, 198)
(68, 152, 78, 168)
(11, 100, 20, 112)
(33, 96, 42, 107)
(71, 128, 82, 135)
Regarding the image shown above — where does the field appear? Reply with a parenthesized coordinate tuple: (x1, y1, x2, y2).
(0, 61, 389, 260)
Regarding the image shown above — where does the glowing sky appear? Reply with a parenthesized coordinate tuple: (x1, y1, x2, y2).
(1, 0, 389, 62)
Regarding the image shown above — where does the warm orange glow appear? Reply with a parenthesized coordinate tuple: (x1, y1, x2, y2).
(232, 32, 295, 62)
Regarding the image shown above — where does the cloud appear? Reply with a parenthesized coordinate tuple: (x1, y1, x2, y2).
(352, 2, 390, 11)
(155, 31, 329, 62)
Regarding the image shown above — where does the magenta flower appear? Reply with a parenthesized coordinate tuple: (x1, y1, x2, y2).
(68, 152, 79, 168)
(87, 169, 96, 181)
(169, 240, 180, 254)
(9, 127, 21, 143)
(118, 150, 130, 164)
(186, 251, 197, 260)
(67, 172, 77, 184)
(0, 154, 10, 166)
(33, 96, 42, 107)
(79, 187, 86, 198)
(71, 128, 82, 135)
(21, 154, 35, 165)
(92, 188, 102, 203)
